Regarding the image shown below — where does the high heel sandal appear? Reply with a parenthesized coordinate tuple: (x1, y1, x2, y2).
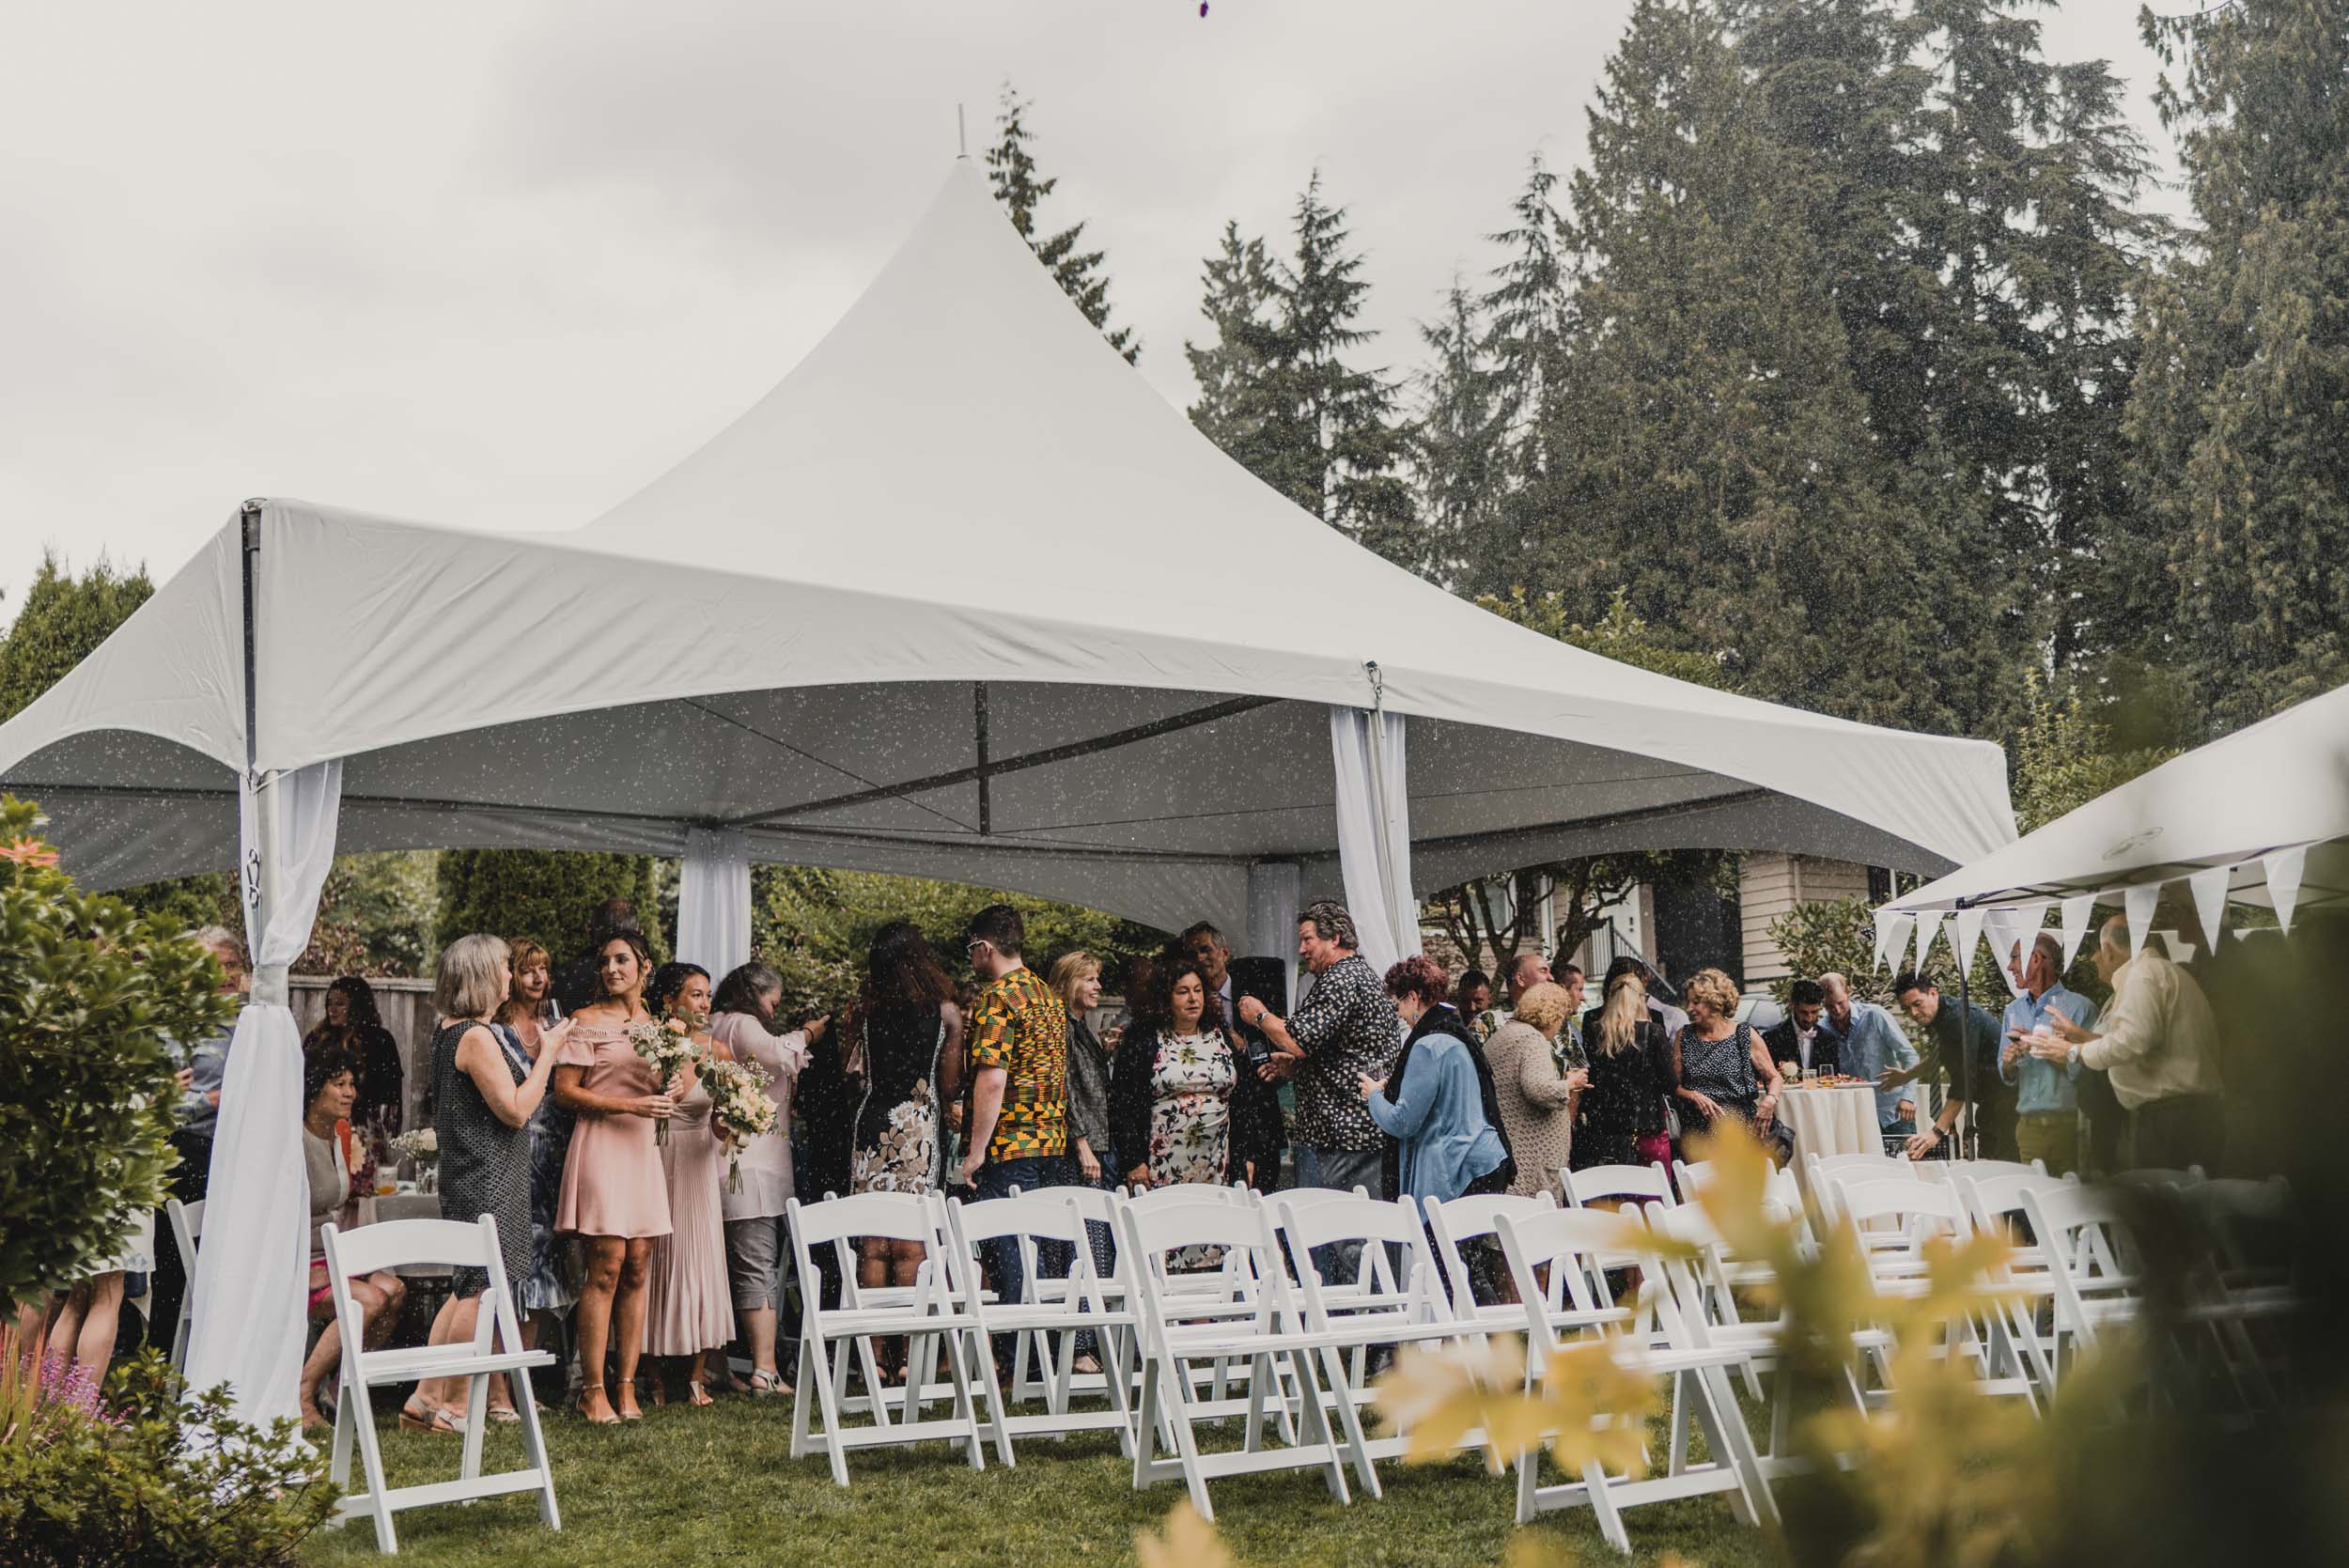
(576, 1386, 621, 1426)
(687, 1380, 713, 1408)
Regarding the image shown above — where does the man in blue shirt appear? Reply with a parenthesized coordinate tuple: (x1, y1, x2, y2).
(2000, 932, 2098, 1176)
(1818, 972, 1921, 1137)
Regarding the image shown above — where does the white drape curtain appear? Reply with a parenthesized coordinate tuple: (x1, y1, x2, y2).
(186, 760, 343, 1426)
(1328, 706, 1420, 976)
(677, 827, 754, 980)
(1244, 861, 1301, 1009)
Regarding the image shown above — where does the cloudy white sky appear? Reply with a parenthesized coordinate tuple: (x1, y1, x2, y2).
(0, 0, 2183, 610)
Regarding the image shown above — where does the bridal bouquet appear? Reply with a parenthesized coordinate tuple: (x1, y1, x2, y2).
(628, 1017, 704, 1145)
(703, 1057, 777, 1193)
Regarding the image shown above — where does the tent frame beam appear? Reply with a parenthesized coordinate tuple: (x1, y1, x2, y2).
(720, 692, 1281, 831)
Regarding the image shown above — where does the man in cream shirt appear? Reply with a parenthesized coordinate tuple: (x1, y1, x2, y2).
(2033, 914, 2224, 1172)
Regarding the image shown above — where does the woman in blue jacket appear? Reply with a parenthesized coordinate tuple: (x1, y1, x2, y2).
(1359, 955, 1510, 1204)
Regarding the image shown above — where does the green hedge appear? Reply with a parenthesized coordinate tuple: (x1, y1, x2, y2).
(434, 850, 666, 964)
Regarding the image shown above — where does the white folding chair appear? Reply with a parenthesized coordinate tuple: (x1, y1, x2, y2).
(163, 1196, 204, 1372)
(943, 1191, 1137, 1464)
(317, 1217, 559, 1556)
(1494, 1204, 1777, 1549)
(1118, 1197, 1359, 1522)
(1836, 1178, 2030, 1406)
(1953, 1170, 2080, 1399)
(1563, 1162, 1676, 1288)
(1273, 1192, 1484, 1488)
(2019, 1183, 2146, 1388)
(784, 1192, 988, 1484)
(2181, 1176, 2300, 1411)
(1423, 1189, 1560, 1335)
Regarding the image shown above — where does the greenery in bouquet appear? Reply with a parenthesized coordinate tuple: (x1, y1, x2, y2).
(627, 1016, 704, 1145)
(702, 1056, 777, 1192)
(0, 795, 241, 1311)
(1, 1334, 334, 1566)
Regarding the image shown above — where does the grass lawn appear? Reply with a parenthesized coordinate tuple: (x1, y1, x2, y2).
(299, 1393, 1776, 1567)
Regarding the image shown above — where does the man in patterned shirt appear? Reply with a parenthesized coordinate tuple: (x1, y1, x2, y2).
(1236, 899, 1402, 1202)
(957, 902, 1069, 1307)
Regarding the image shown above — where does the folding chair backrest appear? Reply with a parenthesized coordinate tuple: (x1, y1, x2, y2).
(322, 1215, 495, 1280)
(1937, 1157, 2046, 1184)
(1268, 1185, 1371, 1216)
(945, 1192, 1103, 1314)
(1123, 1181, 1253, 1214)
(1809, 1153, 1919, 1226)
(2020, 1182, 2141, 1342)
(1834, 1174, 1964, 1234)
(1491, 1205, 1637, 1343)
(1956, 1171, 2076, 1238)
(1423, 1190, 1557, 1318)
(1563, 1161, 1674, 1209)
(790, 1190, 936, 1249)
(166, 1196, 204, 1261)
(1274, 1194, 1436, 1325)
(1675, 1159, 1714, 1199)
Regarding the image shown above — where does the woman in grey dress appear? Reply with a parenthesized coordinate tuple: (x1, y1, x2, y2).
(404, 935, 568, 1432)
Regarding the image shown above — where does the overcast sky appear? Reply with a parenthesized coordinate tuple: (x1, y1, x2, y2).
(0, 0, 2184, 611)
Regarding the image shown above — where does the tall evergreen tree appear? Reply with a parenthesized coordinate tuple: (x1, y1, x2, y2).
(1729, 0, 2161, 715)
(1472, 153, 1578, 598)
(0, 552, 153, 722)
(1408, 279, 1507, 585)
(1185, 175, 1421, 567)
(2123, 0, 2349, 734)
(985, 84, 1138, 363)
(1184, 222, 1285, 482)
(1533, 0, 1984, 729)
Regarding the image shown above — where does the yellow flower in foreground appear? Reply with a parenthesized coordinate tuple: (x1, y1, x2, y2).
(1135, 1501, 1233, 1568)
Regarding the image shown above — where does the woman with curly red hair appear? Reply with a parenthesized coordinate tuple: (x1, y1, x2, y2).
(1360, 955, 1510, 1205)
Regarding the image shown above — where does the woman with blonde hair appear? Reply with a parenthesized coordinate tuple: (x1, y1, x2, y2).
(403, 933, 569, 1433)
(492, 938, 576, 1407)
(1051, 950, 1112, 1375)
(1572, 970, 1674, 1170)
(1479, 981, 1585, 1198)
(1671, 967, 1787, 1158)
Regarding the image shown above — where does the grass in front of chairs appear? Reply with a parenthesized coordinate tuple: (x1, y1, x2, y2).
(297, 1392, 1778, 1567)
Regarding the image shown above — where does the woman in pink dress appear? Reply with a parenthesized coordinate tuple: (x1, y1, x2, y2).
(642, 962, 736, 1406)
(553, 931, 677, 1424)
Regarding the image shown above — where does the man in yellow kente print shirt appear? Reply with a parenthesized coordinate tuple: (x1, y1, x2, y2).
(958, 902, 1069, 1309)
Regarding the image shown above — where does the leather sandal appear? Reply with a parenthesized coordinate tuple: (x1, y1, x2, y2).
(747, 1369, 791, 1397)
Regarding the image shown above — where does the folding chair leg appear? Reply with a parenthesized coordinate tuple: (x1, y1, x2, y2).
(461, 1372, 488, 1482)
(1132, 1357, 1164, 1493)
(329, 1367, 356, 1492)
(1667, 1371, 1691, 1475)
(812, 1336, 854, 1486)
(1318, 1346, 1383, 1499)
(350, 1384, 400, 1555)
(513, 1367, 563, 1530)
(972, 1325, 1019, 1468)
(1283, 1346, 1352, 1506)
(940, 1322, 988, 1472)
(789, 1334, 819, 1459)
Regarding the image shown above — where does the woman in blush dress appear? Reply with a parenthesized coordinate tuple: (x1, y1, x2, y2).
(642, 962, 733, 1407)
(553, 931, 677, 1425)
(710, 962, 823, 1398)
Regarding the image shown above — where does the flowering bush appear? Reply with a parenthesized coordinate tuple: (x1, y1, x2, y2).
(0, 1336, 334, 1565)
(0, 795, 241, 1309)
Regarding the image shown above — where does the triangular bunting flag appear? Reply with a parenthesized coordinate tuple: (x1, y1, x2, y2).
(2123, 882, 2160, 960)
(2188, 865, 2232, 955)
(1872, 908, 1914, 975)
(2059, 894, 2095, 970)
(1914, 913, 1944, 974)
(2264, 846, 2308, 935)
(1953, 907, 1988, 978)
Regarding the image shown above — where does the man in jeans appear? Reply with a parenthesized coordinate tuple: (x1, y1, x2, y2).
(1236, 899, 1401, 1216)
(2000, 933, 2097, 1176)
(957, 903, 1069, 1309)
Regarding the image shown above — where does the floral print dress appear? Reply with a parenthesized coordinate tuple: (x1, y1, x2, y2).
(1147, 1031, 1237, 1267)
(849, 1004, 946, 1196)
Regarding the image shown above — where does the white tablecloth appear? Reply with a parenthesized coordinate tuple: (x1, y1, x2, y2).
(1781, 1084, 1880, 1159)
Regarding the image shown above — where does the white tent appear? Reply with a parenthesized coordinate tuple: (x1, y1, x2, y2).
(0, 161, 2015, 1423)
(1883, 679, 2349, 970)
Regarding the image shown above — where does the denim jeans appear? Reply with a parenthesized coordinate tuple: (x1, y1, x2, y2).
(972, 1154, 1072, 1309)
(1294, 1144, 1389, 1284)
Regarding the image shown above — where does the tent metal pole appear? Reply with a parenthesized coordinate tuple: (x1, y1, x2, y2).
(973, 681, 991, 836)
(1955, 893, 1975, 1159)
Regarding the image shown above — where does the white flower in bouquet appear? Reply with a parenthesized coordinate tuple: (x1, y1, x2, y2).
(703, 1057, 777, 1193)
(628, 1017, 705, 1145)
(389, 1127, 438, 1162)
(1779, 1061, 1801, 1083)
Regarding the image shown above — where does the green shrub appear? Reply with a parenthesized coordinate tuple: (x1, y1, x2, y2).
(0, 1343, 334, 1566)
(0, 796, 241, 1310)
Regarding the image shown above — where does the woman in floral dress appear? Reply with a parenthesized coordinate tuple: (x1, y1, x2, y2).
(846, 922, 964, 1301)
(1112, 953, 1281, 1265)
